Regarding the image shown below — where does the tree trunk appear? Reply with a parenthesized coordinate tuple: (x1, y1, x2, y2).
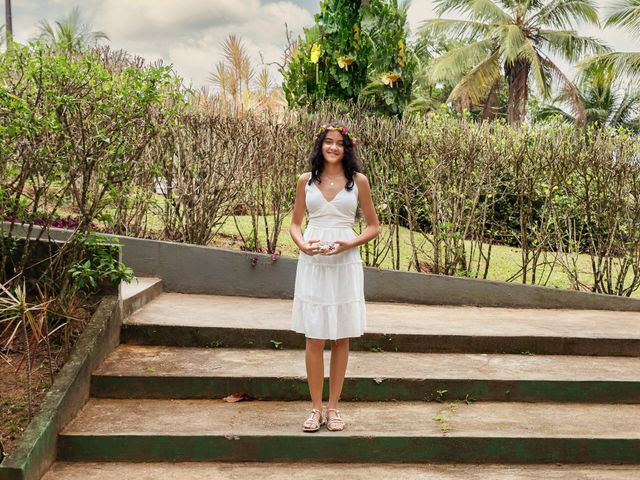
(506, 58, 530, 125)
(5, 0, 13, 47)
(480, 79, 501, 121)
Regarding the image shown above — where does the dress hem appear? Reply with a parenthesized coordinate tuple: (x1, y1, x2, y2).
(292, 328, 365, 340)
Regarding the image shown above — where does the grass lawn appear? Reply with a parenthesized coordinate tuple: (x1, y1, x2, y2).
(81, 204, 637, 299)
(212, 212, 638, 297)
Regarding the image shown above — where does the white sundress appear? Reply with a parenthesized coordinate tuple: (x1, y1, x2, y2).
(291, 177, 366, 339)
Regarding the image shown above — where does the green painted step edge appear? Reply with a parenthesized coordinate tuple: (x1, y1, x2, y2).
(120, 324, 640, 357)
(57, 435, 640, 464)
(90, 376, 640, 403)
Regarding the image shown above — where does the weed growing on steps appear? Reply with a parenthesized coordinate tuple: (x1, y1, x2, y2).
(429, 394, 477, 434)
(432, 415, 451, 433)
(270, 340, 283, 349)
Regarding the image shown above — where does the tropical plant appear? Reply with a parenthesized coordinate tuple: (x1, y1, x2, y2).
(422, 0, 608, 125)
(534, 65, 640, 131)
(282, 0, 415, 115)
(358, 0, 417, 115)
(583, 0, 640, 78)
(36, 7, 109, 52)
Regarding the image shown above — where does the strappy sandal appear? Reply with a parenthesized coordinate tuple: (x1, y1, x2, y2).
(302, 408, 325, 433)
(326, 408, 345, 431)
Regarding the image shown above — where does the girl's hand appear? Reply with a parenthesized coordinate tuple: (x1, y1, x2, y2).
(321, 239, 353, 256)
(301, 239, 322, 256)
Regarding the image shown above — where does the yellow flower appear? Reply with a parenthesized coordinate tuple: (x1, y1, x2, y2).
(397, 39, 405, 67)
(337, 55, 355, 71)
(310, 43, 321, 64)
(381, 72, 401, 88)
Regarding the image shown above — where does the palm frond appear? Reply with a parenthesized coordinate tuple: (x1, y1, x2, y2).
(581, 52, 640, 80)
(540, 29, 609, 63)
(420, 18, 490, 40)
(405, 94, 443, 114)
(534, 103, 576, 124)
(36, 6, 109, 49)
(428, 38, 496, 84)
(520, 39, 550, 97)
(448, 48, 502, 104)
(433, 0, 511, 23)
(542, 56, 586, 126)
(609, 89, 640, 126)
(532, 0, 600, 29)
(498, 24, 527, 63)
(37, 19, 57, 42)
(605, 0, 640, 33)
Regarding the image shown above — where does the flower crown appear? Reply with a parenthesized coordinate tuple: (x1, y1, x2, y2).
(314, 124, 357, 145)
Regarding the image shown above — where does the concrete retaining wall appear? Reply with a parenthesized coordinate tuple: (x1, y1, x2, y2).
(5, 221, 640, 311)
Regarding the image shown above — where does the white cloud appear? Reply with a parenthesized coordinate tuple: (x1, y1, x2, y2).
(5, 0, 640, 89)
(94, 0, 313, 87)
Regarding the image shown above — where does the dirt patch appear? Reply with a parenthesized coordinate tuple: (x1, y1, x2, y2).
(0, 344, 67, 458)
(0, 296, 98, 460)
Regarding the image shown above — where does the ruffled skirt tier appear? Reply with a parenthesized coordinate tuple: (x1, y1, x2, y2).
(292, 225, 366, 340)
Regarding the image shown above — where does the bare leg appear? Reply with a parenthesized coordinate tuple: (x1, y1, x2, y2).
(327, 338, 349, 426)
(304, 337, 325, 429)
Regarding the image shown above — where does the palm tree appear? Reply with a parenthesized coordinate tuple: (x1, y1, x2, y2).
(583, 0, 640, 78)
(37, 7, 109, 52)
(534, 64, 640, 131)
(422, 0, 608, 125)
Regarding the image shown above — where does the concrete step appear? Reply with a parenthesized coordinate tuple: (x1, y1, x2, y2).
(41, 462, 640, 480)
(91, 345, 640, 403)
(121, 293, 640, 356)
(120, 277, 163, 318)
(58, 399, 640, 464)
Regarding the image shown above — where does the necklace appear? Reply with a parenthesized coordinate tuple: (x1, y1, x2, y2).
(324, 174, 343, 186)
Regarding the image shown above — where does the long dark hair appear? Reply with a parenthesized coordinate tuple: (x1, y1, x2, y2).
(307, 127, 361, 191)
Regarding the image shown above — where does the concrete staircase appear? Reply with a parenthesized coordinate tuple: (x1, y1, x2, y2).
(43, 291, 640, 478)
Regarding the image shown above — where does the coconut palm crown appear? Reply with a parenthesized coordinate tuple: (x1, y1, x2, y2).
(422, 0, 609, 125)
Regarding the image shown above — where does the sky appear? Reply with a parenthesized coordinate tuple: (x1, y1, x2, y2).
(6, 0, 640, 90)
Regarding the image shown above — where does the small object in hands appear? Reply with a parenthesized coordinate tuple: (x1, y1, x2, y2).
(318, 241, 336, 252)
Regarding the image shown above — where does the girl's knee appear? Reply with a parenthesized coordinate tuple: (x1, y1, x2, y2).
(306, 338, 326, 350)
(330, 338, 349, 348)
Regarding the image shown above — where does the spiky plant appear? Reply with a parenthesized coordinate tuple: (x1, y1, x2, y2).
(422, 0, 608, 125)
(208, 34, 254, 112)
(37, 7, 109, 52)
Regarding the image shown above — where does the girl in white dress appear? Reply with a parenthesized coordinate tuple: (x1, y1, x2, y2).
(290, 124, 380, 432)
